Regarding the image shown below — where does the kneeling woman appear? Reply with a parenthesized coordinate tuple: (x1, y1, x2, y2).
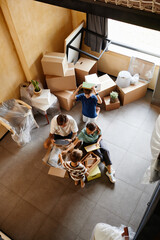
(63, 122, 116, 183)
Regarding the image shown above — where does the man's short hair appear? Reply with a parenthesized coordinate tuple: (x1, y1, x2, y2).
(57, 114, 68, 126)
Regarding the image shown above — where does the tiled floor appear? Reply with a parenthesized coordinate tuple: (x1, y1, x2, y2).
(0, 90, 159, 240)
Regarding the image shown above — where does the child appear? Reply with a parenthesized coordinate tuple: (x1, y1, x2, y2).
(62, 122, 116, 183)
(71, 84, 102, 123)
(59, 149, 89, 188)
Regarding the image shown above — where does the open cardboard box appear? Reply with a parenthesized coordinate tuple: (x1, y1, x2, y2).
(103, 96, 120, 111)
(42, 145, 69, 178)
(81, 152, 100, 173)
(97, 74, 117, 98)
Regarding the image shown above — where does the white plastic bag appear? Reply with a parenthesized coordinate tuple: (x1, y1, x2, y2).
(116, 71, 132, 88)
(130, 73, 139, 85)
(90, 223, 135, 240)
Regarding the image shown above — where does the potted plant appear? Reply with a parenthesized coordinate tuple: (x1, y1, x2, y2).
(110, 91, 118, 103)
(31, 80, 42, 96)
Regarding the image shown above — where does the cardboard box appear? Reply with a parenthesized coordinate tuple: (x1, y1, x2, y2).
(46, 68, 77, 92)
(74, 57, 97, 85)
(117, 81, 148, 105)
(97, 74, 116, 98)
(85, 73, 101, 91)
(41, 52, 68, 76)
(81, 152, 100, 173)
(42, 145, 69, 178)
(87, 165, 101, 181)
(103, 96, 120, 111)
(53, 90, 75, 111)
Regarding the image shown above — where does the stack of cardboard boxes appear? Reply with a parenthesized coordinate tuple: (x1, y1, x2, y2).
(41, 53, 99, 111)
(41, 52, 154, 112)
(41, 52, 77, 111)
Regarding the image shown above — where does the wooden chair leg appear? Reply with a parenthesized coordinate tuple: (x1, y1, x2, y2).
(45, 114, 49, 124)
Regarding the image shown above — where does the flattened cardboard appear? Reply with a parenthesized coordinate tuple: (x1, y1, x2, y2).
(117, 81, 148, 105)
(46, 68, 76, 92)
(48, 167, 68, 178)
(97, 74, 116, 98)
(41, 52, 68, 76)
(103, 96, 120, 111)
(75, 57, 97, 85)
(53, 90, 75, 111)
(87, 165, 101, 181)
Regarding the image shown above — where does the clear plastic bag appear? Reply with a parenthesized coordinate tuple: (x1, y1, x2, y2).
(128, 57, 155, 82)
(47, 146, 70, 168)
(0, 99, 38, 146)
(48, 146, 63, 168)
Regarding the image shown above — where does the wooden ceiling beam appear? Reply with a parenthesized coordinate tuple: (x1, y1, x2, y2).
(35, 0, 160, 31)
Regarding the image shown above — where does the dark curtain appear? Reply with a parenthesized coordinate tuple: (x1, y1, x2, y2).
(84, 13, 108, 53)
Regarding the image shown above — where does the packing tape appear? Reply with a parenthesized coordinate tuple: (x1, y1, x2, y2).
(44, 55, 64, 59)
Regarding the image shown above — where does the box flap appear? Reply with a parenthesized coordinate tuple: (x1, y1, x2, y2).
(75, 57, 97, 71)
(42, 52, 66, 63)
(42, 145, 52, 164)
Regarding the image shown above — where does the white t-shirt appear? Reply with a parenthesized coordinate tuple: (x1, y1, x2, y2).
(50, 115, 78, 136)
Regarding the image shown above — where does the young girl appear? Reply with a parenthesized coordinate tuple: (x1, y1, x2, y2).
(62, 122, 116, 183)
(72, 84, 102, 123)
(59, 149, 89, 188)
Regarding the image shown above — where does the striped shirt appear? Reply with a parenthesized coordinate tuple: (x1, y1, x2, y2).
(62, 161, 87, 181)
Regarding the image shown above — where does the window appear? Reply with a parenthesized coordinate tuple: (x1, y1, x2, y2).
(108, 19, 160, 65)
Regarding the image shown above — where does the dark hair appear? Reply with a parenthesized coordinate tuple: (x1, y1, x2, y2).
(70, 149, 83, 163)
(83, 88, 92, 94)
(57, 114, 68, 126)
(86, 122, 101, 135)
